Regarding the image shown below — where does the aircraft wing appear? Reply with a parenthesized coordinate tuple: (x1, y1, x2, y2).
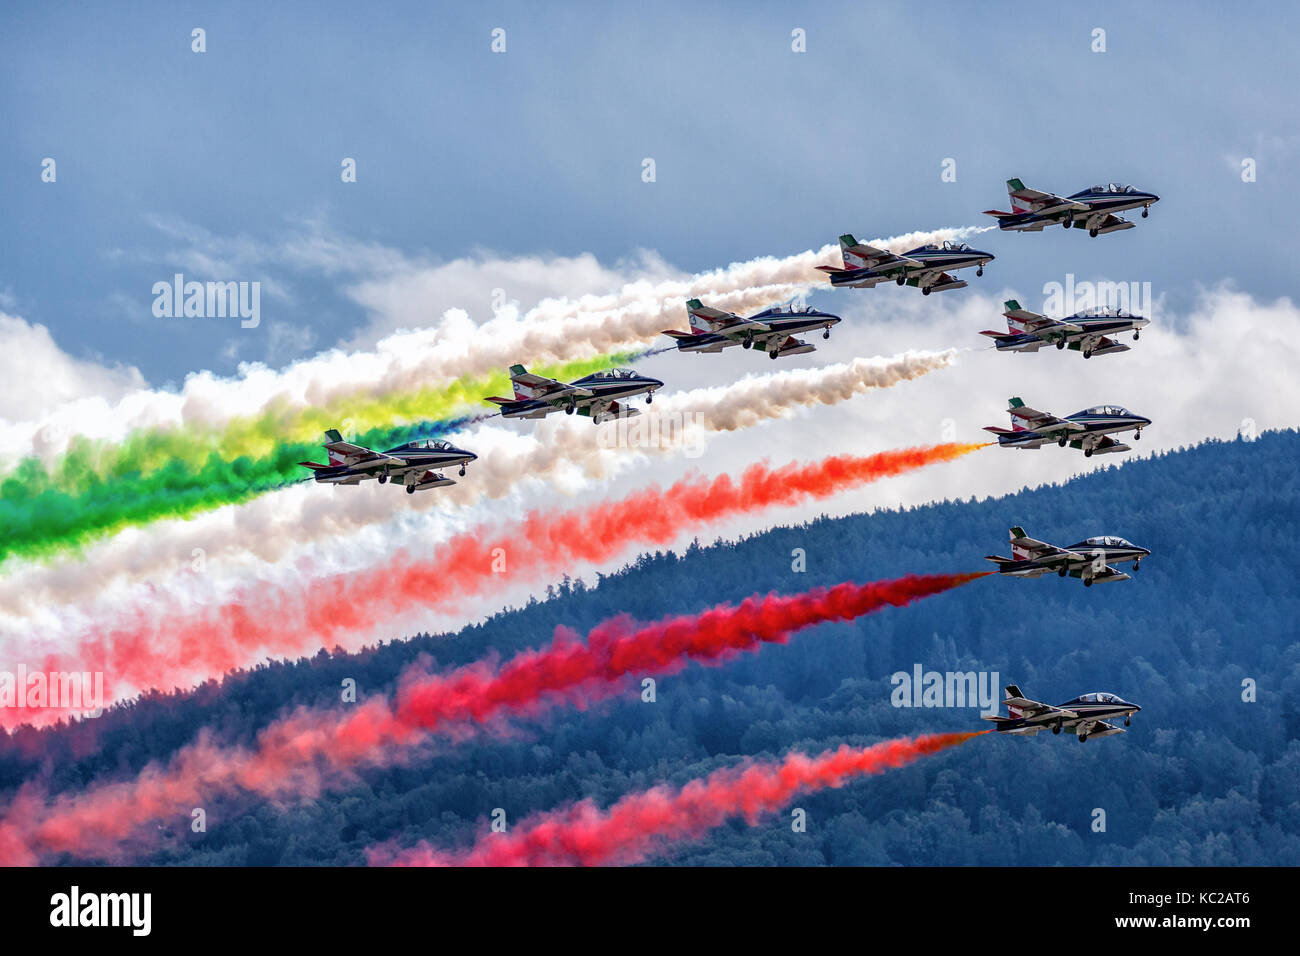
(322, 439, 406, 470)
(511, 369, 594, 401)
(1077, 212, 1136, 234)
(717, 319, 775, 339)
(1073, 434, 1131, 455)
(1009, 404, 1085, 436)
(1007, 529, 1089, 567)
(1009, 183, 1088, 216)
(1083, 720, 1127, 738)
(1069, 334, 1129, 356)
(1005, 694, 1079, 722)
(1068, 563, 1132, 584)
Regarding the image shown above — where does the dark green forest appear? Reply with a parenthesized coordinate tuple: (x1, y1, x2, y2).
(4, 430, 1298, 865)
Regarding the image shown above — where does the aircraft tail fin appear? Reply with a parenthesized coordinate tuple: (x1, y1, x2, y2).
(1004, 684, 1027, 718)
(686, 299, 714, 334)
(508, 364, 543, 400)
(1006, 177, 1033, 213)
(321, 428, 350, 466)
(838, 233, 869, 269)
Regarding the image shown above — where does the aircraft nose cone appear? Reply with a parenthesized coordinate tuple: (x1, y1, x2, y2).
(465, 450, 479, 461)
(1132, 703, 1142, 712)
(646, 378, 665, 389)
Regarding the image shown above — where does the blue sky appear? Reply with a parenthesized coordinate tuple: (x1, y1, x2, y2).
(2, 0, 1297, 385)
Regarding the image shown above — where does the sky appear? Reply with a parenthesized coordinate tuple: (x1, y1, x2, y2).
(2, 2, 1300, 682)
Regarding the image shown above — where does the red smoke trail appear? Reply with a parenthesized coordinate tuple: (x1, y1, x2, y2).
(1, 572, 988, 863)
(18, 442, 986, 725)
(371, 731, 989, 867)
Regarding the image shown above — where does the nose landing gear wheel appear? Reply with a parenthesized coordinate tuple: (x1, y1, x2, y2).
(1125, 716, 1131, 726)
(823, 329, 830, 340)
(459, 465, 466, 477)
(1142, 206, 1149, 218)
(976, 266, 984, 277)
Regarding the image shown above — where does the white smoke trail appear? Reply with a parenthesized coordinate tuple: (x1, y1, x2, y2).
(1, 226, 985, 467)
(0, 350, 958, 647)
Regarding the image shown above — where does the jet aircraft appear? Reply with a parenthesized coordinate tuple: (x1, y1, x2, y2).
(816, 233, 994, 294)
(984, 526, 1150, 586)
(984, 396, 1150, 457)
(661, 298, 841, 360)
(299, 429, 476, 494)
(983, 178, 1159, 236)
(981, 299, 1149, 358)
(485, 364, 663, 424)
(982, 684, 1141, 742)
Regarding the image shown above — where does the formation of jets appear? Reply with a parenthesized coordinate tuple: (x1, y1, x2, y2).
(984, 396, 1151, 458)
(662, 299, 841, 359)
(298, 429, 476, 494)
(981, 300, 1148, 358)
(984, 178, 1159, 236)
(292, 174, 1163, 743)
(985, 526, 1150, 586)
(817, 233, 995, 295)
(484, 364, 663, 424)
(983, 684, 1141, 742)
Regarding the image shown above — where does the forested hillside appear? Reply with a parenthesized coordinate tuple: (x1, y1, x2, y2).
(5, 430, 1298, 865)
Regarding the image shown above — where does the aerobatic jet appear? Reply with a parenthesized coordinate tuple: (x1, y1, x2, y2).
(984, 526, 1150, 586)
(816, 233, 994, 295)
(983, 178, 1160, 236)
(298, 429, 476, 494)
(981, 299, 1149, 358)
(984, 396, 1150, 457)
(485, 364, 663, 424)
(982, 684, 1141, 742)
(661, 298, 841, 360)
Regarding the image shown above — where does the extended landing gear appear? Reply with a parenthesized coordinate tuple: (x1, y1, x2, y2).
(1052, 721, 1062, 734)
(742, 335, 753, 349)
(1089, 227, 1099, 238)
(1058, 436, 1068, 447)
(1084, 447, 1094, 458)
(1142, 206, 1150, 218)
(896, 276, 906, 286)
(1056, 339, 1066, 350)
(1078, 732, 1089, 743)
(378, 473, 388, 484)
(646, 392, 653, 404)
(1125, 716, 1132, 726)
(1058, 566, 1068, 577)
(459, 464, 467, 477)
(565, 404, 575, 415)
(1134, 429, 1142, 441)
(976, 266, 984, 277)
(1134, 559, 1142, 572)
(1084, 577, 1094, 587)
(1083, 349, 1093, 359)
(1063, 219, 1072, 230)
(922, 286, 932, 296)
(406, 484, 415, 495)
(769, 350, 778, 360)
(823, 328, 830, 340)
(1134, 330, 1141, 340)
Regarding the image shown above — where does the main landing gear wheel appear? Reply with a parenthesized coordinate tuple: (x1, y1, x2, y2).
(1084, 448, 1094, 458)
(1078, 733, 1089, 743)
(1084, 577, 1094, 587)
(769, 350, 778, 359)
(896, 276, 905, 286)
(1058, 436, 1067, 447)
(1058, 566, 1067, 577)
(1052, 722, 1062, 734)
(1083, 349, 1092, 359)
(922, 286, 931, 296)
(742, 337, 752, 349)
(565, 404, 575, 415)
(1056, 339, 1065, 350)
(1089, 227, 1099, 237)
(378, 474, 388, 484)
(406, 485, 415, 495)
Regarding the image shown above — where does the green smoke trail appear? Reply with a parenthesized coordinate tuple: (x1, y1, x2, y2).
(0, 353, 637, 566)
